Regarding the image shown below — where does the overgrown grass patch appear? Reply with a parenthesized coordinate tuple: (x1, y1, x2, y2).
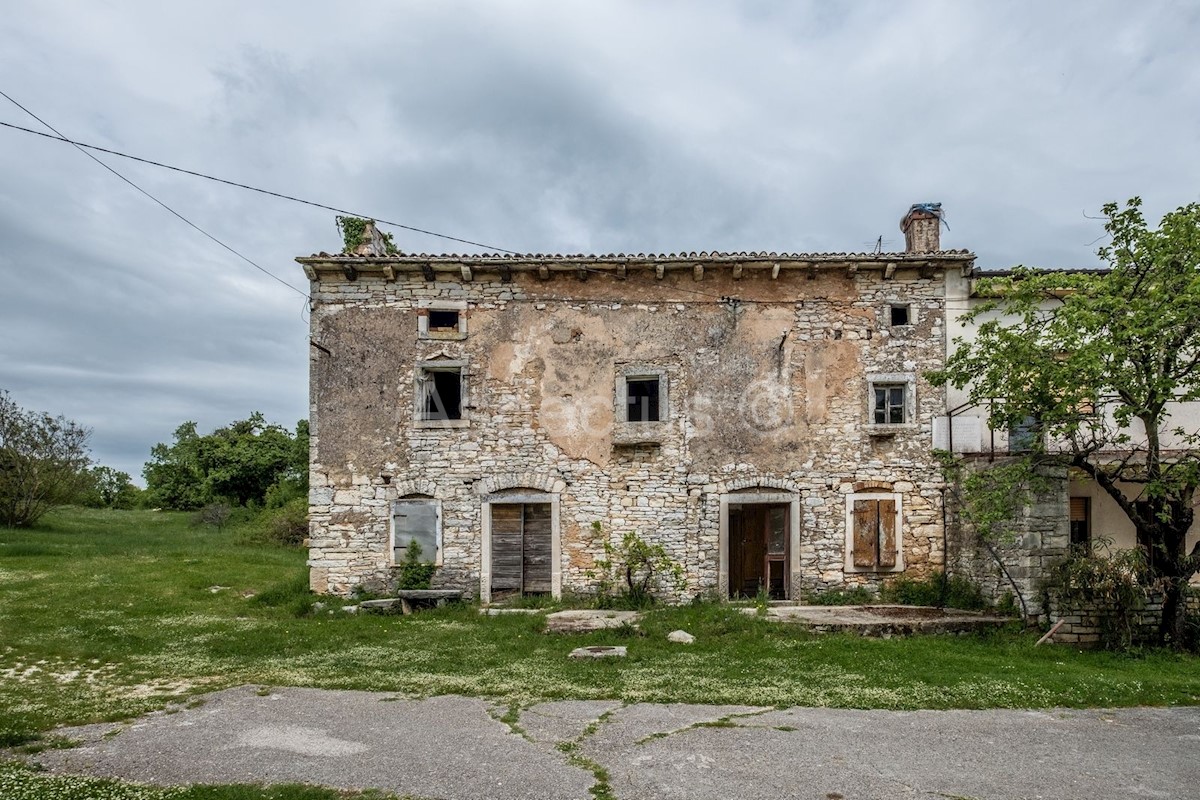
(2, 507, 1199, 747)
(0, 760, 405, 799)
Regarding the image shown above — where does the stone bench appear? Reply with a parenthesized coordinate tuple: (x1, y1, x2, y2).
(359, 590, 463, 615)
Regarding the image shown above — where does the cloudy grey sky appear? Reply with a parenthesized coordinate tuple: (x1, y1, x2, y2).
(1, 0, 1197, 481)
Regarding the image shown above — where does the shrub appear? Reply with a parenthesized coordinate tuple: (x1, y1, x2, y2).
(257, 497, 308, 547)
(804, 587, 874, 606)
(396, 541, 437, 590)
(192, 502, 232, 530)
(881, 571, 989, 611)
(1044, 548, 1147, 649)
(263, 477, 306, 509)
(587, 523, 687, 609)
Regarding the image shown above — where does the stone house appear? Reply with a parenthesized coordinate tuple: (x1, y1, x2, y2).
(940, 268, 1200, 624)
(297, 205, 973, 601)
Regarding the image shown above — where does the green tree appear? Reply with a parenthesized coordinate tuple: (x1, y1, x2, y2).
(79, 465, 142, 509)
(142, 421, 206, 509)
(0, 390, 91, 527)
(931, 198, 1200, 645)
(143, 414, 308, 510)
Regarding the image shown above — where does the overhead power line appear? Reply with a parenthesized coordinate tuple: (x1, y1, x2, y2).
(0, 112, 786, 304)
(0, 92, 309, 299)
(0, 118, 519, 256)
(0, 116, 740, 301)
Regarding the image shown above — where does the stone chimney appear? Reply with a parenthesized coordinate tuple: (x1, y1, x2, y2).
(900, 202, 944, 252)
(352, 220, 392, 257)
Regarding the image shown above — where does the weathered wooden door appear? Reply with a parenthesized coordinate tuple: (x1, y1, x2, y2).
(490, 503, 552, 596)
(728, 504, 789, 599)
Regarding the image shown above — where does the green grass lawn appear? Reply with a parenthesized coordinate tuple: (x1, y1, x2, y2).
(2, 506, 1199, 755)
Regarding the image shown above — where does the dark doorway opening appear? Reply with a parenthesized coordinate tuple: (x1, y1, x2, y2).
(728, 503, 789, 599)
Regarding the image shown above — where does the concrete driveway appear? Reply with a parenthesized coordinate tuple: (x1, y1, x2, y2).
(29, 685, 1200, 799)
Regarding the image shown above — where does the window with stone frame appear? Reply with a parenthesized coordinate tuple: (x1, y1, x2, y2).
(415, 359, 467, 426)
(418, 301, 468, 340)
(872, 384, 907, 424)
(846, 494, 902, 572)
(392, 499, 440, 564)
(613, 366, 669, 444)
(865, 373, 916, 432)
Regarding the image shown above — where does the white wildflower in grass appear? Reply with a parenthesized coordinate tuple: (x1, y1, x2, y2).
(0, 761, 185, 800)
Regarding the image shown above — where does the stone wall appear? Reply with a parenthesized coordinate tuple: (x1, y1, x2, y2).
(945, 460, 1071, 623)
(1047, 592, 1200, 648)
(302, 257, 957, 600)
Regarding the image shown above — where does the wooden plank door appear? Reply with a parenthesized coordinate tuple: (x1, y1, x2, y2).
(490, 504, 524, 594)
(521, 503, 552, 593)
(730, 506, 767, 597)
(490, 502, 553, 596)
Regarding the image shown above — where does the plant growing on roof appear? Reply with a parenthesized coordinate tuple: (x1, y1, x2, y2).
(335, 216, 398, 255)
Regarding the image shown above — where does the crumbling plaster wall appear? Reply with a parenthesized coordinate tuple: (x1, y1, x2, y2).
(306, 265, 949, 598)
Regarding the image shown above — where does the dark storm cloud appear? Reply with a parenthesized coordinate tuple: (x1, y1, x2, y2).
(1, 0, 1197, 478)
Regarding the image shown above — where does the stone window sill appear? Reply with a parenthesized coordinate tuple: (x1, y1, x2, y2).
(612, 421, 667, 446)
(414, 418, 470, 430)
(864, 423, 917, 437)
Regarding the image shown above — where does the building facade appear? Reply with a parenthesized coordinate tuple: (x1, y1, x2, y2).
(298, 208, 972, 601)
(940, 268, 1200, 616)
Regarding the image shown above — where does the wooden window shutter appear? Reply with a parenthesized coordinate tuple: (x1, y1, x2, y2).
(490, 504, 524, 591)
(1069, 497, 1088, 522)
(852, 499, 878, 568)
(876, 498, 897, 568)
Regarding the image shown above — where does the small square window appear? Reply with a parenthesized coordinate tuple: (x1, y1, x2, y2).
(873, 384, 907, 424)
(419, 367, 463, 421)
(613, 367, 668, 444)
(626, 378, 661, 422)
(428, 309, 459, 331)
(889, 305, 910, 326)
(418, 303, 467, 340)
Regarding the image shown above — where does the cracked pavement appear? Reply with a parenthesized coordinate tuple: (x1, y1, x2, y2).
(26, 685, 1200, 799)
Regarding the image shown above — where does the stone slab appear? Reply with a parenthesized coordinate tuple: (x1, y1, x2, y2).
(583, 705, 1200, 800)
(544, 609, 642, 633)
(743, 604, 1012, 636)
(480, 608, 545, 616)
(32, 686, 591, 800)
(568, 645, 627, 659)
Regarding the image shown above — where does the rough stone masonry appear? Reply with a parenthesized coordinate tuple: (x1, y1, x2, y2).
(297, 207, 975, 601)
